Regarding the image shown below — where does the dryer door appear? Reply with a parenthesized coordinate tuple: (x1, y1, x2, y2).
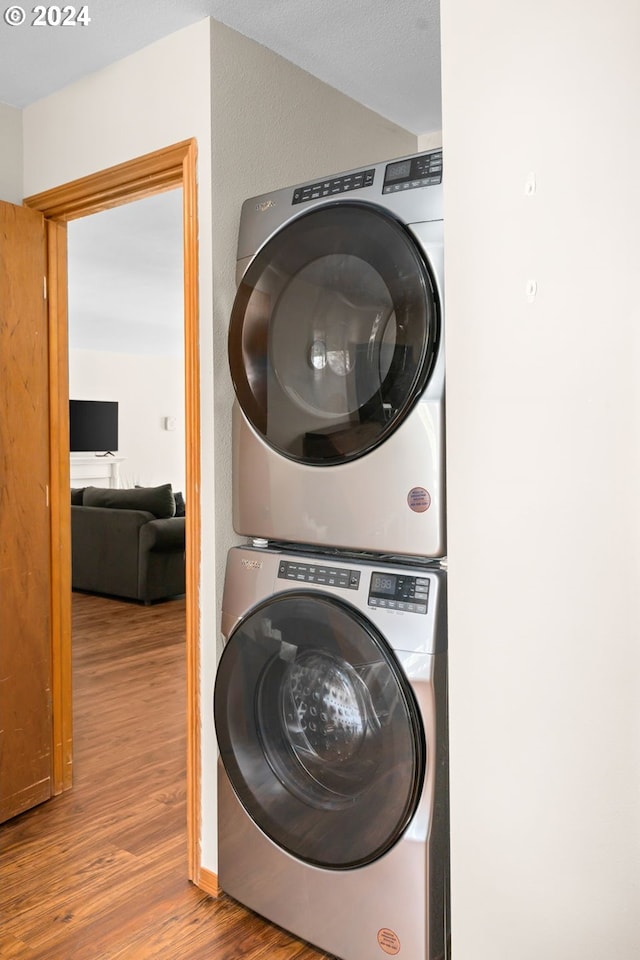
(228, 201, 440, 465)
(214, 591, 425, 870)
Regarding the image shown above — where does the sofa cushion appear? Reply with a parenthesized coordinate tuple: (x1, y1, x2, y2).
(71, 487, 85, 505)
(141, 485, 185, 517)
(82, 483, 176, 519)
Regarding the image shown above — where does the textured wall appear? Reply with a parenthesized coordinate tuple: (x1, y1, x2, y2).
(441, 2, 640, 957)
(0, 102, 22, 203)
(418, 130, 442, 151)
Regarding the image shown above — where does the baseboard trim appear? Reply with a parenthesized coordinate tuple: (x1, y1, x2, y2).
(196, 867, 221, 898)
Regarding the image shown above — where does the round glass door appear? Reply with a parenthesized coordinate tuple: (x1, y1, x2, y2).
(228, 202, 440, 465)
(214, 592, 425, 870)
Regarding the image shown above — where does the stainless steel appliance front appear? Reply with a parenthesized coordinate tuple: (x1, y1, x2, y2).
(229, 150, 445, 558)
(215, 545, 450, 960)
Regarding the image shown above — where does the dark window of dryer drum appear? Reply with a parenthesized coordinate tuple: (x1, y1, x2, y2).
(228, 202, 440, 465)
(214, 592, 425, 870)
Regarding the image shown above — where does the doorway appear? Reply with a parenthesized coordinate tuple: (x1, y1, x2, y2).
(68, 190, 185, 493)
(24, 139, 202, 882)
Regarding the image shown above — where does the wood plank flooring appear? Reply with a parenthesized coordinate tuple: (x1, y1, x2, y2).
(0, 592, 332, 960)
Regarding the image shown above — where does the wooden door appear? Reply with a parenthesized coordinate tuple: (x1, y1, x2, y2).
(0, 200, 52, 822)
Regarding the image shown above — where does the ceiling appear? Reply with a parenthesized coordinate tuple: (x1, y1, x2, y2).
(0, 0, 442, 135)
(10, 0, 442, 356)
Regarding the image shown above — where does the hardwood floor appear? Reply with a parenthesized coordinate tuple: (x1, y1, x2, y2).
(0, 592, 332, 960)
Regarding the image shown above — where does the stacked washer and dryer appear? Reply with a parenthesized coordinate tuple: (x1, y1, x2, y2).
(214, 150, 450, 960)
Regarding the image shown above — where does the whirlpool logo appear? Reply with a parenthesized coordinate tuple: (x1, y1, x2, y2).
(241, 559, 263, 570)
(256, 199, 275, 212)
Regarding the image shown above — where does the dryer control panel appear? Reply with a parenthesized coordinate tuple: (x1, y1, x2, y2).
(368, 572, 430, 614)
(383, 150, 442, 193)
(291, 169, 375, 205)
(277, 559, 361, 590)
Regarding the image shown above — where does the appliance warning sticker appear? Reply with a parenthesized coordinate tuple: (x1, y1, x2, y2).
(377, 928, 401, 955)
(407, 487, 431, 513)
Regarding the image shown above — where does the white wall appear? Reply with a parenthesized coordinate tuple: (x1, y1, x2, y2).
(69, 348, 185, 493)
(204, 18, 417, 871)
(0, 102, 23, 202)
(418, 130, 442, 151)
(441, 3, 640, 958)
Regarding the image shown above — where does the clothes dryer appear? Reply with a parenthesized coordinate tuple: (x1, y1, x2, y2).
(214, 544, 449, 960)
(229, 150, 445, 558)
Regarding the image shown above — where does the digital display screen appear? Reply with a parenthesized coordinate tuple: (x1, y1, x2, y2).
(371, 573, 397, 596)
(385, 159, 411, 183)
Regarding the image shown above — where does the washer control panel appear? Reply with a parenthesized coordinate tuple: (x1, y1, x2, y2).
(383, 150, 442, 194)
(292, 169, 375, 205)
(277, 559, 361, 590)
(368, 571, 430, 614)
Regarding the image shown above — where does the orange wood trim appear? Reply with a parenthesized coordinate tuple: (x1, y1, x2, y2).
(196, 867, 221, 899)
(181, 139, 202, 885)
(47, 218, 72, 794)
(24, 140, 196, 221)
(25, 138, 202, 881)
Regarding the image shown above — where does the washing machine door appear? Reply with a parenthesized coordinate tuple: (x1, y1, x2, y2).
(228, 201, 440, 465)
(214, 591, 425, 870)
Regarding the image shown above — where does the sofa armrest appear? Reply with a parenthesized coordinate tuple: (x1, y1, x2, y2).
(138, 517, 186, 601)
(71, 505, 156, 598)
(139, 517, 185, 552)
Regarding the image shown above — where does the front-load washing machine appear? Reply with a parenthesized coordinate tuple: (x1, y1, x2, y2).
(214, 544, 449, 960)
(228, 149, 445, 558)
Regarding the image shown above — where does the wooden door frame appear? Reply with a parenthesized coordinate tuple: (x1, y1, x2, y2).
(24, 139, 202, 882)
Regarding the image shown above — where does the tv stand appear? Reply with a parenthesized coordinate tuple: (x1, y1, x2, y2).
(70, 455, 125, 489)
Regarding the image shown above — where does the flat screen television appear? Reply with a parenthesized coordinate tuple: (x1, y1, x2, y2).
(69, 399, 118, 453)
